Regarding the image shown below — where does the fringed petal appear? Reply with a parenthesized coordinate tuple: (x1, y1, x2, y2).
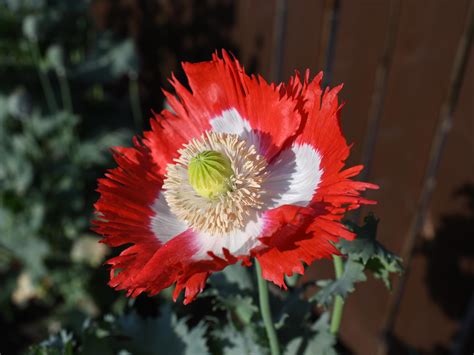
(94, 55, 379, 303)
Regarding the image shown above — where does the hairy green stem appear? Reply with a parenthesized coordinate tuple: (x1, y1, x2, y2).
(58, 73, 73, 113)
(29, 41, 58, 113)
(255, 260, 280, 355)
(330, 255, 345, 334)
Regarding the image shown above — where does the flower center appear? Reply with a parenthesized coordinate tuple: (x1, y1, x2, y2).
(163, 132, 267, 236)
(188, 150, 233, 199)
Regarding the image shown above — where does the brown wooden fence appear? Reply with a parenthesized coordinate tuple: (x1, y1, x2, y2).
(235, 0, 474, 354)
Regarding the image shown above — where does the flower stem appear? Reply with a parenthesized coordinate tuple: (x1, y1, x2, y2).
(29, 41, 58, 113)
(255, 260, 280, 355)
(58, 72, 73, 113)
(330, 255, 345, 334)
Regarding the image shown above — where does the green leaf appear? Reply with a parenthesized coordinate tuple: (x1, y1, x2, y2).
(311, 259, 367, 307)
(75, 36, 139, 83)
(0, 205, 49, 278)
(176, 316, 209, 355)
(210, 263, 254, 292)
(285, 313, 336, 355)
(73, 130, 129, 166)
(366, 255, 402, 289)
(117, 306, 209, 355)
(275, 290, 311, 340)
(46, 44, 66, 74)
(27, 330, 75, 355)
(339, 214, 402, 288)
(213, 325, 268, 355)
(339, 214, 381, 263)
(7, 88, 32, 119)
(284, 272, 300, 287)
(208, 264, 257, 325)
(216, 295, 258, 325)
(22, 15, 42, 41)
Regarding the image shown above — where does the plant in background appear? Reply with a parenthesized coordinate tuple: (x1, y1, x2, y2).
(0, 1, 139, 350)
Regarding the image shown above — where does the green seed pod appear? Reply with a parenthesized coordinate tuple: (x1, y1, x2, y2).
(188, 150, 233, 199)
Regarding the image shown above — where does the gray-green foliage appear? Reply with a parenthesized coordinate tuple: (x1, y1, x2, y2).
(0, 0, 133, 341)
(213, 325, 269, 355)
(313, 214, 402, 307)
(29, 331, 75, 355)
(0, 107, 127, 278)
(116, 307, 209, 355)
(75, 36, 139, 82)
(313, 259, 367, 308)
(209, 264, 258, 326)
(338, 214, 403, 289)
(29, 308, 209, 355)
(285, 313, 336, 355)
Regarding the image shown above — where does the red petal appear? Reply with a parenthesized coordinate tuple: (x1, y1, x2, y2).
(251, 73, 378, 288)
(142, 50, 303, 173)
(105, 228, 239, 304)
(256, 204, 344, 288)
(143, 104, 211, 176)
(93, 142, 162, 247)
(288, 73, 378, 208)
(177, 50, 303, 160)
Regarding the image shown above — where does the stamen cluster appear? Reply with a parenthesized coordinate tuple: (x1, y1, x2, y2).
(163, 132, 267, 236)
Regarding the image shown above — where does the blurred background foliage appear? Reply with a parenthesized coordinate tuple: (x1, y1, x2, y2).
(0, 0, 137, 351)
(0, 1, 402, 354)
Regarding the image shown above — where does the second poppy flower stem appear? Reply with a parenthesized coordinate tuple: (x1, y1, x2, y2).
(255, 260, 280, 355)
(29, 41, 58, 113)
(330, 254, 345, 334)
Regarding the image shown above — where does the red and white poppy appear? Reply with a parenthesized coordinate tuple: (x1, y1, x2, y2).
(94, 51, 378, 304)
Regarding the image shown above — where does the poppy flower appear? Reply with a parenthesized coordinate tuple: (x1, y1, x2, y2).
(94, 51, 378, 304)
